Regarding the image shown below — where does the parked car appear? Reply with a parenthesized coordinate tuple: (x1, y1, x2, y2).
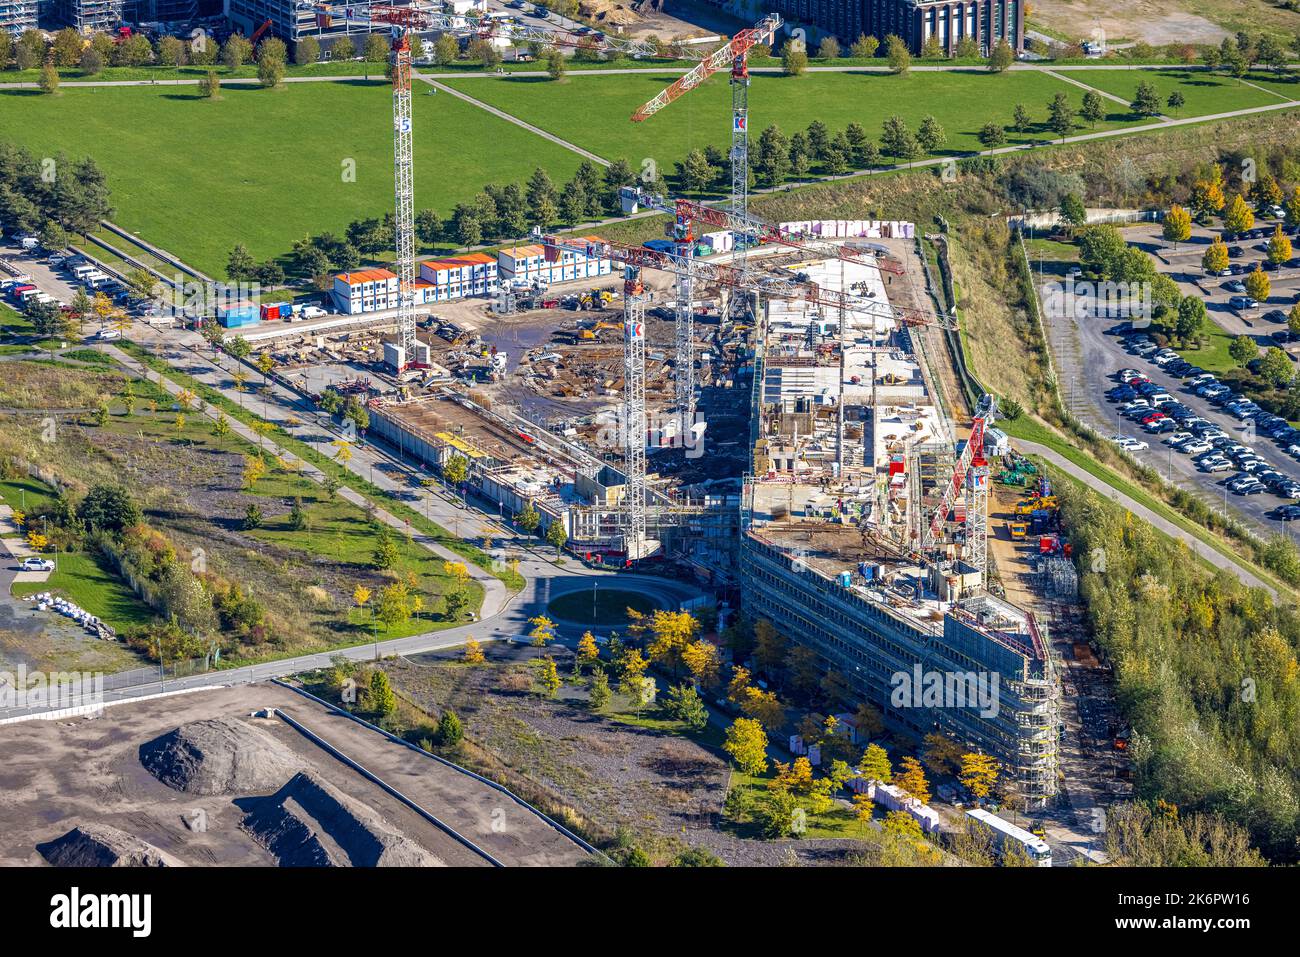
(1229, 295, 1259, 310)
(18, 556, 54, 572)
(1111, 436, 1149, 452)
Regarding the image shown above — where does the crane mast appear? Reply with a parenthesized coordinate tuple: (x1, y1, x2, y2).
(391, 26, 417, 362)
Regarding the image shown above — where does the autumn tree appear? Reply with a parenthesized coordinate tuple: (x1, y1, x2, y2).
(1202, 237, 1230, 273)
(1162, 204, 1191, 248)
(528, 614, 556, 646)
(723, 717, 769, 774)
(533, 656, 561, 697)
(894, 756, 931, 804)
(959, 752, 1001, 800)
(858, 743, 892, 783)
(463, 637, 485, 664)
(1267, 224, 1292, 265)
(1223, 193, 1255, 235)
(1245, 264, 1270, 302)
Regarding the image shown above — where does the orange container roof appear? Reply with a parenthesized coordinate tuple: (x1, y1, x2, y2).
(337, 268, 397, 284)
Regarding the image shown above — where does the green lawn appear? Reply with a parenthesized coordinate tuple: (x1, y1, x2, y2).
(1175, 320, 1239, 373)
(1218, 70, 1300, 103)
(1064, 69, 1282, 118)
(0, 81, 586, 275)
(12, 550, 156, 632)
(443, 69, 1151, 177)
(0, 476, 59, 516)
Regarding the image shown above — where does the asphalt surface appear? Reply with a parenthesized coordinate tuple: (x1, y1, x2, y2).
(1043, 224, 1300, 537)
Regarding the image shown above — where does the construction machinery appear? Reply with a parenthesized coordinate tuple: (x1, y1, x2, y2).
(922, 394, 996, 574)
(249, 18, 273, 47)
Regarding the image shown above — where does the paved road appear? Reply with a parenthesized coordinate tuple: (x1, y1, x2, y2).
(1015, 438, 1276, 595)
(416, 72, 610, 167)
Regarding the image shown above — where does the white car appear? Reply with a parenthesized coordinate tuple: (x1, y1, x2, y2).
(299, 305, 327, 320)
(1164, 431, 1193, 446)
(19, 556, 54, 572)
(1182, 440, 1213, 455)
(1111, 436, 1148, 452)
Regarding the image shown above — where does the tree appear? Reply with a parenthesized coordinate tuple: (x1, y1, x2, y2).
(740, 686, 784, 731)
(1047, 92, 1075, 140)
(80, 47, 104, 76)
(331, 36, 355, 61)
(545, 519, 567, 556)
(242, 502, 264, 530)
(222, 34, 251, 70)
(1245, 264, 1270, 302)
(858, 743, 892, 782)
(958, 752, 1000, 800)
(816, 36, 840, 59)
(515, 502, 541, 534)
(1224, 193, 1255, 235)
(1191, 167, 1226, 216)
(894, 756, 931, 804)
(1174, 295, 1208, 345)
(723, 717, 769, 774)
(258, 56, 284, 88)
(880, 115, 919, 163)
(1228, 334, 1258, 367)
(1261, 346, 1293, 385)
(1203, 237, 1230, 274)
(443, 454, 469, 487)
(435, 709, 464, 747)
(978, 122, 1006, 150)
(534, 656, 562, 697)
(1131, 79, 1162, 117)
(158, 35, 186, 67)
(367, 670, 397, 717)
(1267, 224, 1292, 265)
(1167, 89, 1185, 112)
(1059, 193, 1087, 227)
(376, 581, 414, 631)
(295, 36, 321, 65)
(922, 733, 965, 775)
(850, 34, 879, 58)
(682, 639, 721, 687)
(528, 615, 556, 647)
(588, 669, 611, 711)
(885, 34, 910, 74)
(372, 531, 400, 571)
(782, 44, 808, 76)
(1289, 304, 1300, 338)
(916, 115, 946, 153)
(226, 244, 257, 281)
(1012, 103, 1032, 133)
(433, 32, 458, 66)
(39, 64, 59, 95)
(1162, 204, 1192, 248)
(987, 38, 1013, 72)
(76, 485, 141, 534)
(754, 124, 791, 187)
(363, 33, 390, 63)
(676, 148, 714, 194)
(546, 47, 566, 80)
(662, 683, 708, 731)
(1079, 90, 1105, 127)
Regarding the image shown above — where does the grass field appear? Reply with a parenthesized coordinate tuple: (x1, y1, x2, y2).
(444, 69, 1153, 173)
(0, 81, 586, 276)
(12, 550, 156, 632)
(1065, 69, 1284, 116)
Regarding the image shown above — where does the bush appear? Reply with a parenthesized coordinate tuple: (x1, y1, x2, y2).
(435, 708, 464, 747)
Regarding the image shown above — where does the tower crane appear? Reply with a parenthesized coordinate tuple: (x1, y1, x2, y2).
(306, 0, 696, 368)
(538, 229, 952, 560)
(629, 14, 783, 418)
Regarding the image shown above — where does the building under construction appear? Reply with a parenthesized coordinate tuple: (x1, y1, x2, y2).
(737, 249, 1060, 803)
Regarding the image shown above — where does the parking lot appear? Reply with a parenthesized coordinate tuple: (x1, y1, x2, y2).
(1045, 226, 1300, 532)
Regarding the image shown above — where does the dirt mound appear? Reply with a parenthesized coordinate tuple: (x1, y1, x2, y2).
(241, 771, 443, 867)
(579, 0, 644, 26)
(39, 824, 181, 867)
(140, 717, 305, 795)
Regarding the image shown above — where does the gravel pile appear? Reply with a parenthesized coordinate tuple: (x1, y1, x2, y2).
(139, 717, 305, 795)
(39, 823, 180, 868)
(241, 771, 443, 867)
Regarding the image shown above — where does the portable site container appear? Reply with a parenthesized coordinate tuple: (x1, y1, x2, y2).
(260, 301, 291, 321)
(217, 303, 259, 328)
